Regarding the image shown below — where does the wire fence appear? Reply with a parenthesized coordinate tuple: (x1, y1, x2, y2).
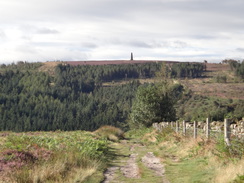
(152, 118, 244, 147)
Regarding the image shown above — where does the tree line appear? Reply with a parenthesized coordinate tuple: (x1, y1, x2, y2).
(169, 62, 205, 78)
(0, 62, 161, 132)
(226, 59, 244, 79)
(0, 61, 206, 132)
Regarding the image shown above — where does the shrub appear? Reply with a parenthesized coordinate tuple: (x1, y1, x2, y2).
(215, 135, 244, 159)
(156, 127, 175, 142)
(215, 75, 227, 83)
(94, 126, 124, 141)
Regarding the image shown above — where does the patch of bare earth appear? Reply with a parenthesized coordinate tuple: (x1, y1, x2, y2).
(121, 153, 140, 178)
(38, 61, 61, 74)
(103, 142, 170, 183)
(206, 63, 231, 72)
(102, 153, 140, 183)
(102, 166, 120, 183)
(142, 152, 169, 183)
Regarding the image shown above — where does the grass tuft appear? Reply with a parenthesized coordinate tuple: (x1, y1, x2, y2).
(94, 126, 124, 141)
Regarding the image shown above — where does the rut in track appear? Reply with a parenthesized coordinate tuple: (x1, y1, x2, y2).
(102, 141, 169, 183)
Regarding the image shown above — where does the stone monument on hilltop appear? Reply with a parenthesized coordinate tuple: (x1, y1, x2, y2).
(130, 52, 133, 61)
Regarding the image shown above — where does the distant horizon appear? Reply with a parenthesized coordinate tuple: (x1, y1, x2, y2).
(1, 58, 232, 65)
(0, 54, 242, 64)
(1, 0, 244, 64)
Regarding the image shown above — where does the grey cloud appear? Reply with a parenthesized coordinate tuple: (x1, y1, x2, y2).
(82, 42, 98, 49)
(236, 48, 244, 52)
(108, 39, 188, 50)
(109, 39, 161, 48)
(192, 35, 216, 40)
(18, 25, 60, 42)
(20, 25, 59, 35)
(31, 42, 63, 47)
(171, 41, 187, 48)
(21, 35, 32, 41)
(0, 30, 6, 38)
(1, 0, 244, 63)
(2, 0, 244, 32)
(15, 45, 38, 54)
(36, 28, 59, 34)
(129, 41, 152, 48)
(30, 41, 97, 50)
(127, 40, 188, 49)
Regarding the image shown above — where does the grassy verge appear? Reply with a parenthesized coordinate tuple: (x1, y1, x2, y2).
(0, 127, 124, 183)
(125, 127, 244, 183)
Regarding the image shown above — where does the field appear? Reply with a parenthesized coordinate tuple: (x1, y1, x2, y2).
(176, 63, 244, 100)
(0, 60, 243, 182)
(126, 127, 244, 183)
(0, 130, 111, 182)
(39, 60, 244, 100)
(63, 61, 243, 100)
(1, 126, 243, 183)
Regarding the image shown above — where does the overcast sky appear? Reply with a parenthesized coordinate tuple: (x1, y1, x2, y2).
(0, 0, 244, 64)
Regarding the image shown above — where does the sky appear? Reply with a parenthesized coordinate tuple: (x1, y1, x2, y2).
(0, 0, 244, 64)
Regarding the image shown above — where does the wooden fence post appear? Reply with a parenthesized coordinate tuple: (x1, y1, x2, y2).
(183, 120, 186, 136)
(224, 119, 231, 146)
(194, 121, 198, 139)
(206, 118, 210, 139)
(176, 121, 179, 133)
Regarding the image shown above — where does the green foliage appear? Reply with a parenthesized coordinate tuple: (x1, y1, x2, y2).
(215, 75, 227, 83)
(233, 174, 244, 183)
(1, 131, 109, 159)
(236, 61, 244, 79)
(0, 62, 43, 73)
(215, 135, 244, 159)
(1, 61, 242, 132)
(55, 62, 161, 85)
(170, 62, 204, 78)
(155, 126, 175, 142)
(94, 125, 124, 141)
(225, 59, 239, 71)
(226, 59, 244, 79)
(129, 82, 182, 128)
(1, 62, 160, 131)
(176, 93, 244, 121)
(125, 127, 153, 140)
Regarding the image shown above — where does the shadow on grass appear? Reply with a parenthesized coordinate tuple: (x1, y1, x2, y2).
(105, 145, 130, 167)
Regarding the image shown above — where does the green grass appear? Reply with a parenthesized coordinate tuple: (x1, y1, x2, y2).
(166, 157, 214, 183)
(233, 174, 244, 183)
(1, 126, 243, 182)
(125, 127, 244, 183)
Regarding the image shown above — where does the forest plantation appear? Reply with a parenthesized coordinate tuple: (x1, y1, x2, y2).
(0, 60, 244, 132)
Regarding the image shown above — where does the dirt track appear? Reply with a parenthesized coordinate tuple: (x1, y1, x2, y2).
(102, 140, 169, 183)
